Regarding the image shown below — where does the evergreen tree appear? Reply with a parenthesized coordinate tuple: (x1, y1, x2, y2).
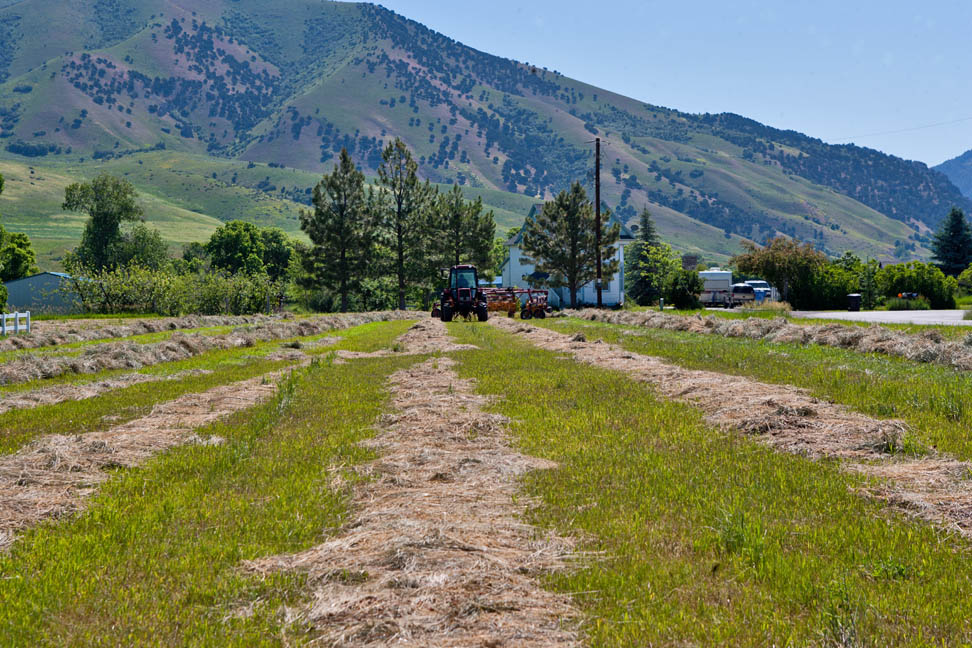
(435, 185, 496, 275)
(300, 148, 372, 312)
(931, 207, 972, 276)
(376, 138, 436, 309)
(625, 207, 663, 305)
(63, 174, 144, 271)
(520, 182, 620, 308)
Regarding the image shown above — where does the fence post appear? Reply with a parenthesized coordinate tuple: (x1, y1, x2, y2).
(26, 311, 30, 333)
(13, 313, 19, 334)
(1, 314, 5, 336)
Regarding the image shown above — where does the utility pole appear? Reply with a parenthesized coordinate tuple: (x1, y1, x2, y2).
(595, 136, 602, 308)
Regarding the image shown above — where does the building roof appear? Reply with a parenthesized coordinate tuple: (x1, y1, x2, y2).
(3, 271, 75, 286)
(506, 202, 636, 247)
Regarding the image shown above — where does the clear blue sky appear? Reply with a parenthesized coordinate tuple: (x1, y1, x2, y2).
(376, 1, 972, 166)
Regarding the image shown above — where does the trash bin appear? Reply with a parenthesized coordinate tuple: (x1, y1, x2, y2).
(847, 293, 862, 312)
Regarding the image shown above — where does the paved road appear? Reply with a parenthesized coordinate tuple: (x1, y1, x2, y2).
(792, 310, 972, 326)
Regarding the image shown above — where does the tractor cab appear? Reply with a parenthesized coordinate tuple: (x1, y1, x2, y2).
(433, 264, 489, 322)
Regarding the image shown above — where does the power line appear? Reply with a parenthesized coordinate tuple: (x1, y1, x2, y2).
(833, 115, 972, 142)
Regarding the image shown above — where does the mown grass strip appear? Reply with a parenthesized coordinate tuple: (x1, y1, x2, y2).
(537, 317, 972, 461)
(0, 320, 415, 456)
(450, 323, 972, 646)
(0, 352, 421, 646)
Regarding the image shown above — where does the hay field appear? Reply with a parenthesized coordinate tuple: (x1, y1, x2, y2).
(1, 312, 972, 645)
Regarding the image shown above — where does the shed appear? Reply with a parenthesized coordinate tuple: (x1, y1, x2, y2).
(4, 272, 80, 314)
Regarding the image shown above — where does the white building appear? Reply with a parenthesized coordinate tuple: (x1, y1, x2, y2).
(501, 204, 636, 308)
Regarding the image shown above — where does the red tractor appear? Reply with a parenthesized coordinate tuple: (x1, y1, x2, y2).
(432, 264, 489, 322)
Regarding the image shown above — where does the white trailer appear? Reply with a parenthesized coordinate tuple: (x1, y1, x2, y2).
(699, 269, 732, 307)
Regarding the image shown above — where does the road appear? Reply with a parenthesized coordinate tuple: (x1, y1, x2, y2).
(791, 309, 972, 326)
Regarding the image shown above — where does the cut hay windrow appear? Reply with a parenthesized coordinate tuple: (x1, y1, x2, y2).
(0, 311, 417, 386)
(247, 319, 579, 647)
(496, 318, 972, 539)
(0, 314, 265, 353)
(565, 309, 972, 371)
(0, 369, 212, 415)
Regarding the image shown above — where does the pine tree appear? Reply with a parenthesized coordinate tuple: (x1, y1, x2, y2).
(435, 184, 496, 273)
(520, 182, 620, 308)
(376, 139, 436, 309)
(931, 207, 972, 276)
(625, 208, 662, 305)
(300, 148, 372, 312)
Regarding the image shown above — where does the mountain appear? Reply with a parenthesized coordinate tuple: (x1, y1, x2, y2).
(0, 0, 966, 266)
(935, 150, 972, 200)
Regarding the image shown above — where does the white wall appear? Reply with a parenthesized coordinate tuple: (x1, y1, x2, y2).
(503, 242, 630, 307)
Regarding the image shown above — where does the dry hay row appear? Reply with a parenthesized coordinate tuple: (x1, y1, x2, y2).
(0, 369, 215, 415)
(0, 365, 296, 551)
(247, 318, 579, 647)
(494, 318, 972, 540)
(0, 314, 268, 353)
(0, 311, 417, 386)
(0, 316, 423, 551)
(565, 308, 972, 371)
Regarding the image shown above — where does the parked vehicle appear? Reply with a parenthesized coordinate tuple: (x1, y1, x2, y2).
(699, 269, 733, 308)
(744, 279, 778, 302)
(730, 283, 756, 307)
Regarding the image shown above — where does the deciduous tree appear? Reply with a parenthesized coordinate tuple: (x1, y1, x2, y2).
(732, 236, 826, 304)
(63, 174, 144, 271)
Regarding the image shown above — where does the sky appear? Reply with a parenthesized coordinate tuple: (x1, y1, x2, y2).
(377, 1, 972, 166)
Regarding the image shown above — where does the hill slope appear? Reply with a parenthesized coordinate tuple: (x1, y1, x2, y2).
(0, 0, 965, 265)
(935, 149, 972, 200)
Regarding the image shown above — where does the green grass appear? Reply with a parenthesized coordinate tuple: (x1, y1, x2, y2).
(450, 322, 972, 646)
(0, 351, 421, 645)
(538, 317, 972, 460)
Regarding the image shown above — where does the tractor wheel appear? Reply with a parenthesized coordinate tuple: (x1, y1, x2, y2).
(441, 305, 453, 322)
(520, 309, 533, 320)
(507, 309, 515, 318)
(477, 308, 489, 322)
(431, 305, 440, 318)
(535, 309, 546, 319)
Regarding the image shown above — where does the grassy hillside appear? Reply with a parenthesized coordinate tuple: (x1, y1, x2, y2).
(0, 0, 961, 263)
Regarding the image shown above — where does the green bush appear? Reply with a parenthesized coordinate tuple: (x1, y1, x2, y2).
(663, 268, 704, 309)
(876, 261, 957, 309)
(61, 266, 284, 315)
(886, 296, 931, 311)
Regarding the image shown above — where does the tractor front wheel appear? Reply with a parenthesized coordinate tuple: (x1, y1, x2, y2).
(535, 309, 546, 319)
(477, 307, 489, 322)
(520, 309, 533, 320)
(441, 305, 454, 322)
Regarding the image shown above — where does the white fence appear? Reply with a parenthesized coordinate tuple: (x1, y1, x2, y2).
(1, 311, 30, 335)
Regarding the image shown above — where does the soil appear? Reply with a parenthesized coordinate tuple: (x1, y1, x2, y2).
(495, 318, 972, 539)
(566, 309, 972, 372)
(247, 319, 579, 647)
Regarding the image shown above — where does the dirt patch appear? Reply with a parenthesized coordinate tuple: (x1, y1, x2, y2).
(0, 369, 212, 415)
(496, 318, 972, 538)
(246, 328, 578, 646)
(0, 364, 302, 551)
(0, 311, 417, 386)
(566, 309, 972, 372)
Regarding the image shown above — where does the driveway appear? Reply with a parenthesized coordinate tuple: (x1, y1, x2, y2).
(791, 309, 972, 326)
